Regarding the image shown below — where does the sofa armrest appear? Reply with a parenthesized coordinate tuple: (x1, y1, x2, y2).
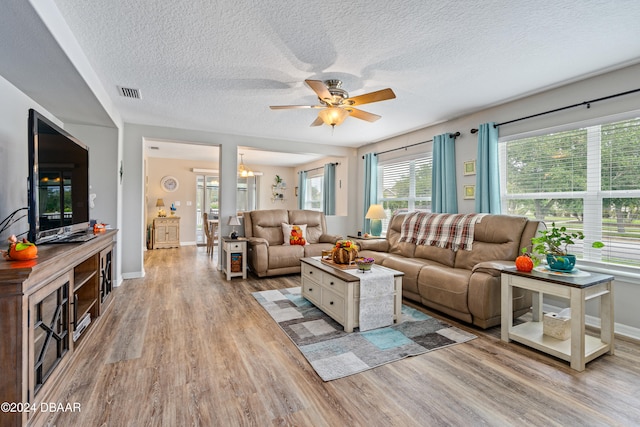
(355, 238, 389, 252)
(319, 233, 342, 244)
(246, 236, 269, 247)
(472, 260, 515, 277)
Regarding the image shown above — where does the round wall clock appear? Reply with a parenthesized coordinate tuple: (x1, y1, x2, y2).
(161, 175, 179, 192)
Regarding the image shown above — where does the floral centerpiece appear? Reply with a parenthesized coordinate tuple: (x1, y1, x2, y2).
(332, 239, 359, 264)
(356, 257, 375, 272)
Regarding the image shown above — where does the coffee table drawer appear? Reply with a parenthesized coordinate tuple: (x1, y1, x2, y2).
(321, 274, 347, 296)
(302, 280, 321, 305)
(302, 263, 322, 281)
(321, 288, 345, 323)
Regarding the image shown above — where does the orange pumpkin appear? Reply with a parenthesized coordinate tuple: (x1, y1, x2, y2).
(8, 241, 38, 261)
(515, 253, 533, 272)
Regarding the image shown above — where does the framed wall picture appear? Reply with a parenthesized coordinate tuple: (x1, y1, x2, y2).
(464, 160, 476, 176)
(464, 185, 475, 199)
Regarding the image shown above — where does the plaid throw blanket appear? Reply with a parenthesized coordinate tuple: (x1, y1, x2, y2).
(399, 212, 486, 251)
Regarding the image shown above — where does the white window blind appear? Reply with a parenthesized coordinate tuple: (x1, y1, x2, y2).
(501, 116, 640, 267)
(377, 154, 432, 233)
(304, 174, 323, 211)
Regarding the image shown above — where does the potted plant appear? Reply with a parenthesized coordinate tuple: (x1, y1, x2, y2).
(531, 222, 604, 272)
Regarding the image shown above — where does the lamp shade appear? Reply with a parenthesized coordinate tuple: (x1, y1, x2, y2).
(365, 204, 387, 220)
(228, 215, 241, 226)
(318, 107, 349, 127)
(156, 198, 165, 207)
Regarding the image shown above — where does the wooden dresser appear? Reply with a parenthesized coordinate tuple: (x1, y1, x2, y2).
(0, 230, 117, 427)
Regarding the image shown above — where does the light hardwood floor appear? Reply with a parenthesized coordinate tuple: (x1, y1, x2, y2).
(50, 246, 640, 426)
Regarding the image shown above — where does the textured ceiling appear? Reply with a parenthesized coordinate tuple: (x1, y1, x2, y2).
(3, 0, 640, 149)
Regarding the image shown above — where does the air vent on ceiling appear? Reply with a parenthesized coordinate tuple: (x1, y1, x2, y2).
(118, 86, 141, 99)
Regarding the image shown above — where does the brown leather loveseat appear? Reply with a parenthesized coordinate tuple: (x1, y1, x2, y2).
(356, 212, 541, 328)
(243, 209, 342, 277)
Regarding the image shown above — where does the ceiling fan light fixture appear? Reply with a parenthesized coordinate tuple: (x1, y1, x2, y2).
(318, 107, 349, 128)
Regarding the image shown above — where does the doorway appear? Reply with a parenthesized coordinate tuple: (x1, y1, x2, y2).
(196, 175, 219, 245)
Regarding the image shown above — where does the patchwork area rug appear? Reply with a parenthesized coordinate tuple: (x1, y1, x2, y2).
(252, 287, 476, 381)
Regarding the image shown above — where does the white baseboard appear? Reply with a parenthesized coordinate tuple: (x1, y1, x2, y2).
(122, 270, 145, 280)
(543, 303, 640, 342)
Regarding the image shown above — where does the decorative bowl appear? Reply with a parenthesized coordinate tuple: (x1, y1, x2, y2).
(356, 257, 375, 272)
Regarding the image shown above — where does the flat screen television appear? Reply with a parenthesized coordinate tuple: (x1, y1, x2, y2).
(28, 109, 91, 243)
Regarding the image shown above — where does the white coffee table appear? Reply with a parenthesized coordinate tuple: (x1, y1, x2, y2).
(300, 257, 403, 332)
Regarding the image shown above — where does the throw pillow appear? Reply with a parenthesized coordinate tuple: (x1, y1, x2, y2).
(282, 223, 308, 246)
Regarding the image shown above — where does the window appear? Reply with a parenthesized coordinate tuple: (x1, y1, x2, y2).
(303, 173, 323, 211)
(377, 154, 432, 233)
(500, 115, 640, 268)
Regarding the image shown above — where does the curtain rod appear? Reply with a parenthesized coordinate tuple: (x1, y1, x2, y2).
(300, 162, 339, 174)
(470, 87, 640, 134)
(362, 131, 460, 158)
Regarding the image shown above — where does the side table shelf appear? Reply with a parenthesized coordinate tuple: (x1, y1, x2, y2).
(501, 268, 614, 371)
(222, 238, 247, 280)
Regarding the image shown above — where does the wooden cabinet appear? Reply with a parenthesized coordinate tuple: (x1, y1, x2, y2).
(152, 216, 180, 249)
(0, 230, 117, 427)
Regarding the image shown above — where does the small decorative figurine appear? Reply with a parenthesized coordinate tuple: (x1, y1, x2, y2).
(2, 235, 38, 261)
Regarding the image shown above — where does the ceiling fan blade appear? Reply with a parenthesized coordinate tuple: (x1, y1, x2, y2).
(310, 116, 324, 127)
(270, 105, 321, 109)
(347, 108, 381, 122)
(346, 88, 396, 106)
(305, 79, 332, 102)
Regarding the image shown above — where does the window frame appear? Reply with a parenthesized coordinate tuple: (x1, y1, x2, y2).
(499, 109, 640, 273)
(376, 151, 433, 234)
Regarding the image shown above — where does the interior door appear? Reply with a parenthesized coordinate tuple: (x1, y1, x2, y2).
(196, 175, 219, 244)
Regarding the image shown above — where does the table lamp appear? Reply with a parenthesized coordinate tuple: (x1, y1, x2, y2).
(365, 204, 386, 237)
(228, 215, 241, 239)
(156, 198, 165, 217)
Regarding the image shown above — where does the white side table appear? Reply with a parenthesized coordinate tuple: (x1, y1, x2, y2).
(501, 267, 614, 371)
(222, 238, 247, 280)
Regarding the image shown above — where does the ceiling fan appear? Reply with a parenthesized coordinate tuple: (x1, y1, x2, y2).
(270, 79, 396, 128)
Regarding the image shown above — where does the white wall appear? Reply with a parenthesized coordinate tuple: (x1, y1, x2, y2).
(121, 123, 354, 277)
(65, 123, 119, 229)
(0, 75, 123, 285)
(357, 62, 640, 337)
(146, 156, 219, 244)
(0, 75, 63, 242)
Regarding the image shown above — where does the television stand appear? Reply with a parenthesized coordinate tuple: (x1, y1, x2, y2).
(0, 230, 116, 426)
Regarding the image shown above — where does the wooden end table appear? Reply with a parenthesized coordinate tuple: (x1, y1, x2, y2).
(501, 267, 614, 371)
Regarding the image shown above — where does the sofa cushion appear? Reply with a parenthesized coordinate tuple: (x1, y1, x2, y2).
(304, 242, 336, 258)
(268, 245, 304, 269)
(381, 255, 432, 297)
(417, 266, 472, 315)
(454, 215, 528, 270)
(248, 209, 289, 245)
(385, 214, 416, 258)
(289, 210, 325, 244)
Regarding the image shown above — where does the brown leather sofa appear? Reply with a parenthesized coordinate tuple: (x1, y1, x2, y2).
(356, 213, 541, 328)
(243, 209, 342, 277)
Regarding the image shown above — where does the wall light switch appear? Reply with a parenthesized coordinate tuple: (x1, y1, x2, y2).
(186, 201, 192, 206)
(174, 201, 181, 206)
